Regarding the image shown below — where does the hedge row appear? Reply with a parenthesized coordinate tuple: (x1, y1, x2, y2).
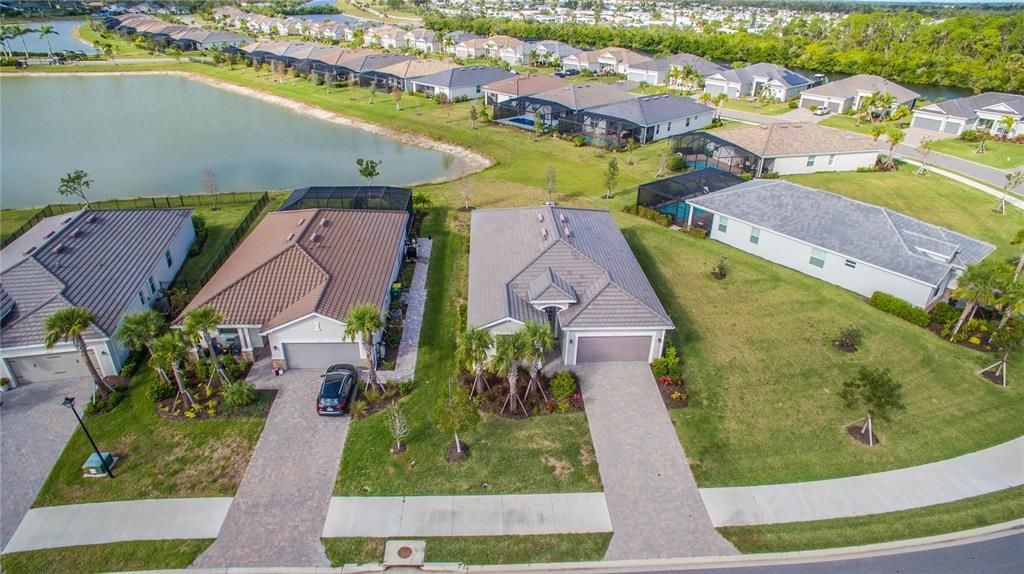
(869, 292, 930, 327)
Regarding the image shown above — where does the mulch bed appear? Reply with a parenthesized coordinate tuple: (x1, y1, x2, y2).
(654, 375, 690, 409)
(925, 322, 992, 352)
(831, 340, 857, 353)
(846, 423, 881, 446)
(459, 370, 583, 419)
(353, 384, 404, 419)
(155, 360, 254, 421)
(446, 440, 471, 463)
(980, 368, 1008, 387)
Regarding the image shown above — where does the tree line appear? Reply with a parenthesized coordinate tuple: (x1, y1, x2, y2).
(423, 11, 1024, 93)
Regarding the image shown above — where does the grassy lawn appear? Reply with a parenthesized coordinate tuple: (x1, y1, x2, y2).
(929, 138, 1024, 170)
(720, 485, 1024, 553)
(722, 98, 794, 116)
(335, 209, 601, 496)
(1, 207, 44, 244)
(76, 24, 157, 59)
(0, 539, 212, 574)
(818, 114, 906, 136)
(34, 369, 271, 507)
(323, 534, 611, 565)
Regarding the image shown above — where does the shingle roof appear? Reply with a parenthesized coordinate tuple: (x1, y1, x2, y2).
(179, 209, 408, 332)
(411, 66, 516, 89)
(687, 180, 994, 286)
(527, 83, 636, 111)
(627, 52, 728, 76)
(583, 94, 713, 127)
(335, 52, 412, 73)
(800, 74, 920, 103)
(713, 122, 878, 158)
(374, 58, 458, 80)
(920, 92, 1024, 120)
(0, 209, 193, 347)
(468, 207, 673, 330)
(482, 73, 567, 97)
(710, 63, 812, 88)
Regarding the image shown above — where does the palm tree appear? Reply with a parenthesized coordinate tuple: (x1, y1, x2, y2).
(115, 310, 165, 370)
(13, 25, 35, 63)
(998, 115, 1018, 138)
(44, 307, 115, 397)
(949, 261, 1008, 340)
(521, 321, 554, 401)
(713, 93, 728, 120)
(872, 126, 905, 170)
(456, 327, 493, 398)
(37, 25, 58, 60)
(871, 91, 894, 122)
(182, 305, 228, 386)
(1, 26, 17, 59)
(150, 331, 194, 410)
(343, 303, 385, 391)
(490, 332, 529, 414)
(699, 91, 713, 108)
(996, 277, 1024, 330)
(680, 63, 700, 91)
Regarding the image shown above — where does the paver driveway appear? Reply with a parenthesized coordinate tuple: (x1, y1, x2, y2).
(0, 377, 94, 551)
(192, 361, 349, 568)
(575, 362, 737, 560)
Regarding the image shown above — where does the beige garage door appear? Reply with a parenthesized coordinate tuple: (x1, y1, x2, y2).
(6, 351, 95, 383)
(576, 336, 652, 363)
(283, 342, 362, 369)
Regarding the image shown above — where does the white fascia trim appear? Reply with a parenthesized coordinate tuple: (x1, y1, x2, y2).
(765, 150, 878, 160)
(530, 299, 577, 306)
(562, 326, 672, 332)
(260, 313, 344, 336)
(480, 317, 525, 330)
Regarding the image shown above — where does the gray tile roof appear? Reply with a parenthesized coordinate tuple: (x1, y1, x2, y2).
(627, 53, 727, 77)
(800, 74, 920, 103)
(412, 66, 516, 89)
(921, 92, 1024, 120)
(583, 94, 713, 127)
(687, 180, 994, 286)
(0, 209, 193, 347)
(713, 122, 878, 157)
(527, 83, 636, 112)
(710, 63, 812, 89)
(468, 207, 673, 331)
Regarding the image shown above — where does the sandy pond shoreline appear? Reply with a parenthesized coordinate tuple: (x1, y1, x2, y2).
(2, 70, 494, 186)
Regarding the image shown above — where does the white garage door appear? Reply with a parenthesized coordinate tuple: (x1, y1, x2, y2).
(283, 342, 362, 369)
(576, 336, 652, 363)
(6, 351, 94, 383)
(911, 115, 943, 132)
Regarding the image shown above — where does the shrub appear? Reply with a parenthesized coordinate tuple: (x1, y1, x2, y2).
(350, 399, 368, 419)
(651, 343, 681, 379)
(398, 379, 416, 395)
(835, 324, 863, 350)
(572, 135, 586, 147)
(668, 155, 687, 172)
(788, 99, 799, 108)
(711, 256, 728, 280)
(548, 370, 578, 401)
(147, 375, 177, 402)
(868, 292, 930, 327)
(224, 381, 257, 408)
(364, 387, 382, 403)
(86, 390, 124, 417)
(379, 359, 396, 371)
(959, 129, 979, 143)
(622, 204, 672, 226)
(738, 173, 754, 181)
(119, 350, 144, 378)
(760, 171, 780, 179)
(929, 302, 960, 325)
(219, 355, 248, 381)
(684, 226, 708, 239)
(189, 215, 209, 257)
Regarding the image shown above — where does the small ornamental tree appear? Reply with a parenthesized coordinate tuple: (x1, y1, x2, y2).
(839, 367, 905, 446)
(603, 157, 619, 199)
(58, 169, 93, 206)
(392, 86, 402, 111)
(201, 167, 220, 211)
(1011, 227, 1024, 281)
(981, 325, 1024, 387)
(915, 137, 934, 176)
(433, 381, 480, 457)
(469, 104, 478, 129)
(545, 166, 556, 203)
(383, 402, 410, 453)
(356, 158, 381, 185)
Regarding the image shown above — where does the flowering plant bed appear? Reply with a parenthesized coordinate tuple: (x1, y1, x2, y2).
(656, 374, 690, 409)
(153, 357, 261, 421)
(459, 369, 584, 419)
(351, 380, 416, 420)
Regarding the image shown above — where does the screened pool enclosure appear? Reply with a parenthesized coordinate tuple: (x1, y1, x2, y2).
(279, 186, 412, 216)
(636, 168, 744, 225)
(669, 132, 762, 176)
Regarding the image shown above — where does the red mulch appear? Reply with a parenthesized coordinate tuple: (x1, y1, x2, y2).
(846, 423, 880, 446)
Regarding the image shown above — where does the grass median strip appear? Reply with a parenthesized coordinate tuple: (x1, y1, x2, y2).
(928, 138, 1024, 171)
(323, 533, 612, 566)
(0, 539, 213, 574)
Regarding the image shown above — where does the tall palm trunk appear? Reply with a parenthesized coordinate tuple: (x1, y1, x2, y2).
(170, 364, 194, 410)
(508, 369, 520, 413)
(1014, 254, 1024, 282)
(77, 335, 114, 397)
(20, 37, 30, 62)
(998, 311, 1012, 330)
(949, 300, 977, 341)
(201, 334, 228, 384)
(473, 361, 488, 396)
(44, 37, 53, 59)
(363, 332, 381, 390)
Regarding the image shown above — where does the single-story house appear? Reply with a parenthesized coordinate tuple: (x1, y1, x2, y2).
(468, 206, 674, 365)
(171, 29, 251, 51)
(1, 209, 195, 387)
(798, 74, 920, 114)
(678, 122, 878, 176)
(563, 46, 650, 74)
(372, 58, 460, 91)
(482, 35, 524, 59)
(444, 31, 482, 54)
(910, 92, 1024, 137)
(500, 40, 580, 66)
(410, 66, 517, 100)
(704, 63, 814, 101)
(404, 28, 440, 52)
(177, 208, 409, 370)
(580, 94, 715, 143)
(625, 53, 728, 87)
(686, 180, 994, 308)
(482, 73, 567, 105)
(453, 37, 489, 59)
(499, 83, 636, 117)
(364, 25, 405, 49)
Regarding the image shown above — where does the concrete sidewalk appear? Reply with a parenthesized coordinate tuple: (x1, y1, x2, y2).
(701, 436, 1024, 527)
(2, 498, 231, 553)
(321, 493, 612, 537)
(375, 238, 431, 383)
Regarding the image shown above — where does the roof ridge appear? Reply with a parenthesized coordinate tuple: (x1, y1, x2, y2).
(291, 241, 332, 314)
(604, 275, 673, 324)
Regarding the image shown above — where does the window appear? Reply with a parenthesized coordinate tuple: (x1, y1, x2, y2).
(718, 216, 729, 233)
(828, 154, 836, 166)
(806, 155, 817, 167)
(475, 85, 481, 93)
(750, 227, 760, 245)
(685, 117, 691, 127)
(138, 291, 145, 305)
(147, 276, 156, 293)
(164, 249, 173, 268)
(810, 248, 826, 268)
(845, 259, 857, 269)
(667, 122, 672, 131)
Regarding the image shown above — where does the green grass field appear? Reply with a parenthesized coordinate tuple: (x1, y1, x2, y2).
(1, 207, 45, 244)
(323, 534, 612, 566)
(929, 138, 1024, 170)
(0, 540, 212, 574)
(34, 369, 270, 507)
(720, 485, 1024, 553)
(722, 98, 794, 116)
(818, 114, 906, 137)
(76, 24, 162, 58)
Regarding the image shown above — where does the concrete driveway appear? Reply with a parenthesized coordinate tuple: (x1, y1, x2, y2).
(575, 362, 736, 560)
(0, 377, 94, 551)
(192, 362, 349, 568)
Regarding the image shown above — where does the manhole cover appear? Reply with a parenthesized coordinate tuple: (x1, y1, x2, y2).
(397, 546, 413, 559)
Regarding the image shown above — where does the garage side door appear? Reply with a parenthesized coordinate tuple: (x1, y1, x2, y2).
(6, 351, 92, 383)
(576, 336, 652, 363)
(942, 120, 962, 135)
(283, 342, 362, 369)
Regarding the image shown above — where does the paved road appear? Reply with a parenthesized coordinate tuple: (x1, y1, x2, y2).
(890, 143, 1023, 193)
(191, 363, 348, 568)
(576, 362, 736, 559)
(0, 377, 93, 551)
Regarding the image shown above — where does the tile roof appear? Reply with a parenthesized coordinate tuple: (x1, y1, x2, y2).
(411, 66, 516, 89)
(374, 58, 458, 80)
(483, 73, 567, 96)
(920, 92, 1024, 120)
(687, 180, 994, 286)
(583, 94, 713, 127)
(800, 74, 920, 103)
(1, 209, 193, 347)
(710, 63, 812, 88)
(713, 122, 878, 158)
(179, 209, 408, 332)
(527, 83, 635, 111)
(626, 52, 728, 76)
(468, 207, 673, 331)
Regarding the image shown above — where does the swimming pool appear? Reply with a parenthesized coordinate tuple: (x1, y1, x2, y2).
(505, 116, 536, 128)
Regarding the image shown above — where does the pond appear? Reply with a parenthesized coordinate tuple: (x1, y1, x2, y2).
(5, 20, 98, 55)
(786, 68, 973, 103)
(0, 75, 463, 209)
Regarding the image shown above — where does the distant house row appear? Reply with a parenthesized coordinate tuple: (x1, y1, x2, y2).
(106, 13, 250, 51)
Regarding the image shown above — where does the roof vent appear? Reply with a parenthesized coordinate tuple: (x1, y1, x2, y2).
(69, 229, 81, 239)
(298, 218, 306, 226)
(287, 232, 295, 241)
(51, 243, 65, 254)
(559, 213, 566, 223)
(311, 232, 320, 243)
(86, 214, 98, 223)
(61, 217, 74, 224)
(320, 218, 329, 227)
(542, 228, 549, 240)
(22, 246, 37, 256)
(563, 226, 571, 237)
(537, 213, 544, 222)
(43, 231, 56, 239)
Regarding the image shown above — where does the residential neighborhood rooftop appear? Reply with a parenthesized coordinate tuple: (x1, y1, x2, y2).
(412, 66, 517, 88)
(801, 74, 920, 102)
(375, 58, 458, 80)
(713, 122, 878, 157)
(628, 53, 727, 76)
(920, 92, 1024, 120)
(483, 73, 567, 96)
(584, 94, 713, 127)
(712, 62, 812, 88)
(527, 83, 636, 111)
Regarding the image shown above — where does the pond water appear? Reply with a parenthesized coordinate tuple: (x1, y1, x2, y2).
(786, 68, 973, 103)
(0, 75, 462, 208)
(5, 20, 98, 55)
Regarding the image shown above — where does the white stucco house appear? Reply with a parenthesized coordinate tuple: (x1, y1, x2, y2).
(687, 180, 994, 308)
(177, 204, 409, 370)
(624, 52, 727, 87)
(1, 209, 195, 386)
(410, 66, 516, 100)
(708, 122, 879, 176)
(910, 92, 1024, 137)
(581, 94, 715, 144)
(798, 74, 920, 114)
(468, 206, 674, 365)
(704, 63, 813, 101)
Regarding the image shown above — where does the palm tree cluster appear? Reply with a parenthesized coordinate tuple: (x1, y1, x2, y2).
(870, 125, 906, 171)
(456, 321, 555, 416)
(856, 91, 897, 124)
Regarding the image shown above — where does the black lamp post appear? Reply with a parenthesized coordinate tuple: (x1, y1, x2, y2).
(62, 396, 114, 479)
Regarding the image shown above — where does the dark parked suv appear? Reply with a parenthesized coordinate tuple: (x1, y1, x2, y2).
(317, 364, 358, 416)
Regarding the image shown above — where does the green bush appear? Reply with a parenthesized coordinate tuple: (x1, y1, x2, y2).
(548, 370, 578, 401)
(147, 375, 177, 403)
(350, 399, 368, 419)
(959, 129, 979, 142)
(788, 99, 799, 108)
(86, 390, 124, 417)
(868, 292, 930, 327)
(622, 204, 672, 226)
(219, 355, 248, 381)
(684, 226, 708, 239)
(738, 173, 754, 181)
(572, 135, 586, 147)
(223, 381, 257, 408)
(929, 301, 960, 325)
(835, 324, 863, 351)
(668, 155, 687, 172)
(398, 379, 416, 395)
(189, 215, 209, 257)
(651, 343, 681, 379)
(760, 171, 780, 179)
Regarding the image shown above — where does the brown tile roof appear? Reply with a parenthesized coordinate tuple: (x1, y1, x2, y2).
(714, 122, 878, 158)
(179, 209, 408, 331)
(482, 73, 567, 96)
(376, 58, 459, 79)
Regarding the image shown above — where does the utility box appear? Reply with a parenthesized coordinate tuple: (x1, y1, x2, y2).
(82, 452, 117, 477)
(390, 282, 403, 300)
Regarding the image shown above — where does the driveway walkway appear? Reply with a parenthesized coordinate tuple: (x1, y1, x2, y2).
(191, 362, 349, 568)
(375, 238, 431, 383)
(0, 377, 93, 551)
(575, 362, 736, 559)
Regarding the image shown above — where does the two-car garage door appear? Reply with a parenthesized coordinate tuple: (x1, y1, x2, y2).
(282, 342, 362, 369)
(576, 336, 652, 363)
(5, 351, 97, 384)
